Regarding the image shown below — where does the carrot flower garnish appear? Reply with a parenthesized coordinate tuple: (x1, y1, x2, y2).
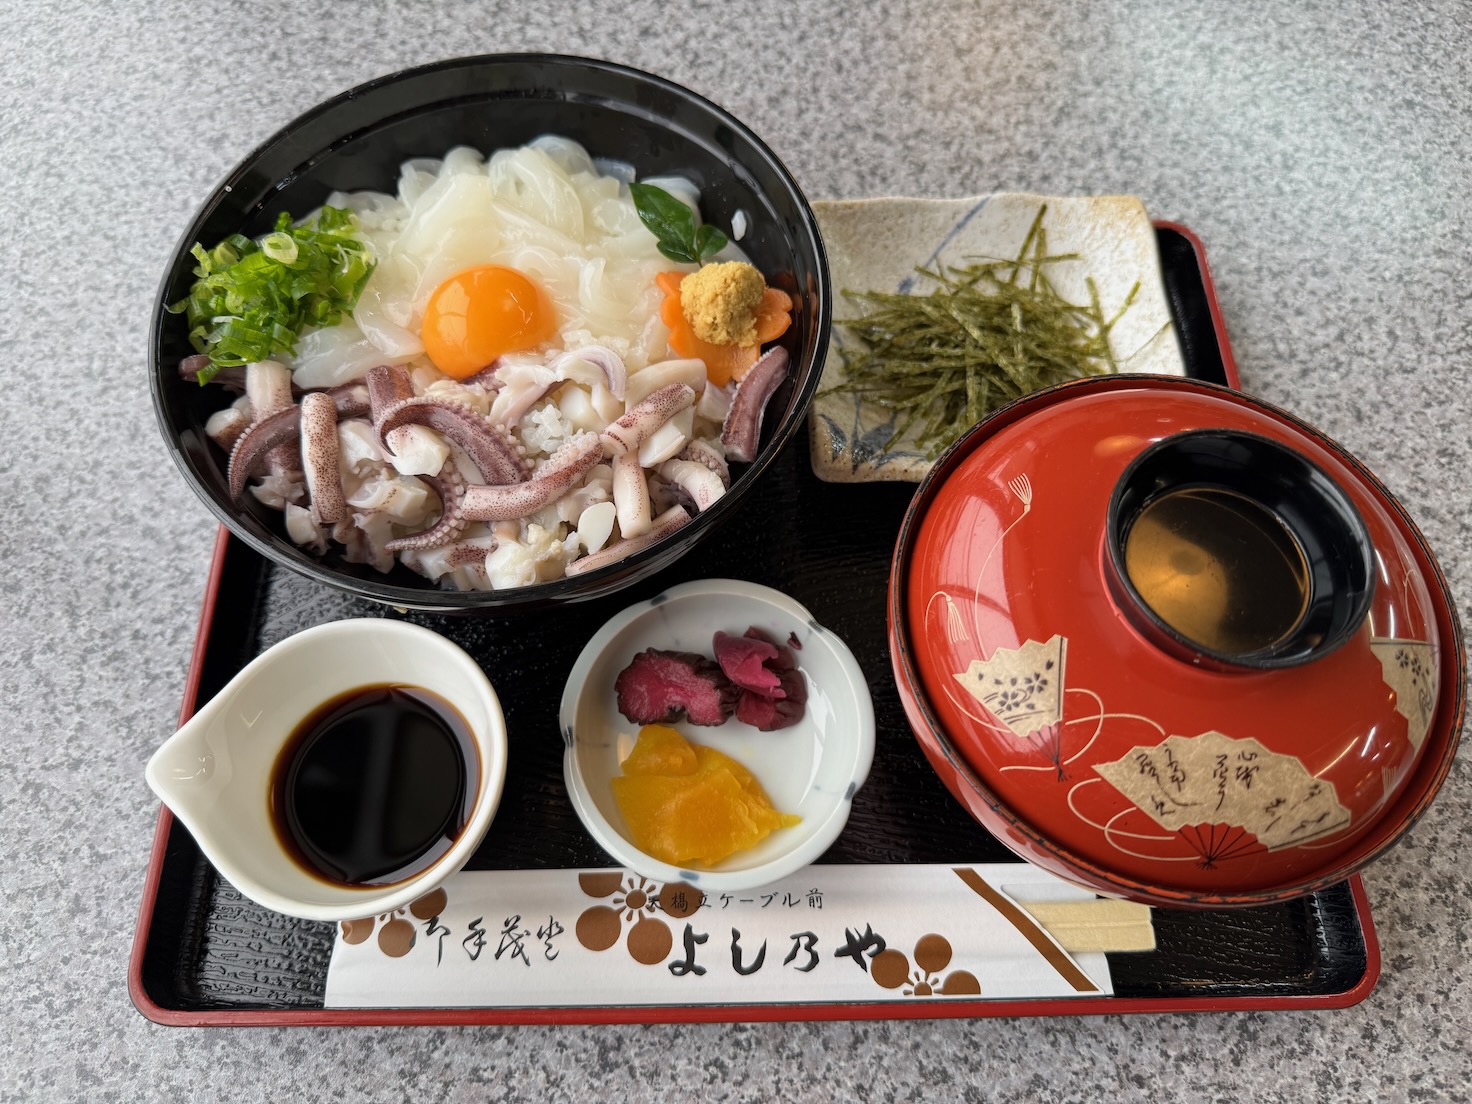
(657, 270, 792, 387)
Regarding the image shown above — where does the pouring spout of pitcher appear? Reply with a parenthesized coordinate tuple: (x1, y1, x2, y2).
(145, 693, 236, 824)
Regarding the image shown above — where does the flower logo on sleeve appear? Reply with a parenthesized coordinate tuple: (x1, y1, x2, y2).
(339, 889, 449, 958)
(574, 871, 703, 965)
(870, 934, 980, 997)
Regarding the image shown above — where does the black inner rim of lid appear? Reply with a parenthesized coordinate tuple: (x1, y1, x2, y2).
(1105, 428, 1375, 670)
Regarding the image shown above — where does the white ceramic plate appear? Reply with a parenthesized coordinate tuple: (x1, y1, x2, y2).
(809, 192, 1187, 483)
(560, 579, 875, 891)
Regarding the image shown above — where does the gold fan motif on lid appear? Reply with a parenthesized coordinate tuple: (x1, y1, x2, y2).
(953, 634, 1067, 739)
(1370, 639, 1437, 753)
(1093, 731, 1352, 862)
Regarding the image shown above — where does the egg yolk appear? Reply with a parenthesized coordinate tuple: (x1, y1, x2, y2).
(420, 265, 556, 379)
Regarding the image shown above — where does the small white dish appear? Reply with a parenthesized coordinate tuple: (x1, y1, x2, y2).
(146, 619, 508, 922)
(560, 579, 876, 891)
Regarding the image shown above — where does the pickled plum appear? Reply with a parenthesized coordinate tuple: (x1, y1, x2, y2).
(713, 629, 786, 697)
(734, 670, 807, 731)
(715, 627, 806, 731)
(613, 627, 805, 732)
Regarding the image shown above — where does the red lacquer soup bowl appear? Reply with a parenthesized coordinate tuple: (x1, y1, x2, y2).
(889, 375, 1464, 908)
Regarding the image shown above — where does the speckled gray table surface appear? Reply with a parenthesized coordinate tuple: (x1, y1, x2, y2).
(2, 1, 1469, 1101)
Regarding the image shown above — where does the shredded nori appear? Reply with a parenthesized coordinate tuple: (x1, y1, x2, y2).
(824, 205, 1140, 459)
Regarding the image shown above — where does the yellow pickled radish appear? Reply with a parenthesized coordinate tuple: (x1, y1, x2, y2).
(611, 725, 801, 867)
(619, 723, 699, 776)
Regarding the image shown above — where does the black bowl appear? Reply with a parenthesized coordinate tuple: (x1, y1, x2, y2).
(151, 54, 830, 612)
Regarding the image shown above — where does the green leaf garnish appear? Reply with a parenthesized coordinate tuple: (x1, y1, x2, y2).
(656, 240, 700, 264)
(693, 222, 728, 258)
(168, 206, 376, 385)
(630, 182, 728, 266)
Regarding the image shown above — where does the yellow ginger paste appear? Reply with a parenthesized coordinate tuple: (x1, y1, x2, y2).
(678, 261, 766, 347)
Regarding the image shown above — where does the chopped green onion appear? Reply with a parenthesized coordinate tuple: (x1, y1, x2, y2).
(260, 232, 299, 264)
(167, 206, 375, 385)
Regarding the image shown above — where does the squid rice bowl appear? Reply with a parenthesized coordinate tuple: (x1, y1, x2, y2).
(152, 56, 830, 611)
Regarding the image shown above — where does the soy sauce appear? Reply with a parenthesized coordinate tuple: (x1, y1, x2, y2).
(270, 684, 478, 887)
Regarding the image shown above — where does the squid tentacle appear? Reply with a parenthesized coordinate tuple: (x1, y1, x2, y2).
(365, 364, 414, 429)
(565, 505, 692, 576)
(657, 457, 726, 514)
(383, 460, 469, 552)
(677, 438, 731, 488)
(460, 432, 603, 522)
(600, 383, 696, 458)
(376, 395, 529, 486)
(228, 406, 301, 501)
(227, 386, 378, 501)
(300, 392, 346, 525)
(721, 347, 789, 462)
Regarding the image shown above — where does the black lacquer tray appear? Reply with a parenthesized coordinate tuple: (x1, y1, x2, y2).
(129, 227, 1378, 1024)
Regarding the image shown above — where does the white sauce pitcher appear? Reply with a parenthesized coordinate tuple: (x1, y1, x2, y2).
(146, 618, 507, 922)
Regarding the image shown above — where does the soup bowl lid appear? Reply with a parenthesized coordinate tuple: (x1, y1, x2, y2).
(890, 374, 1464, 904)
